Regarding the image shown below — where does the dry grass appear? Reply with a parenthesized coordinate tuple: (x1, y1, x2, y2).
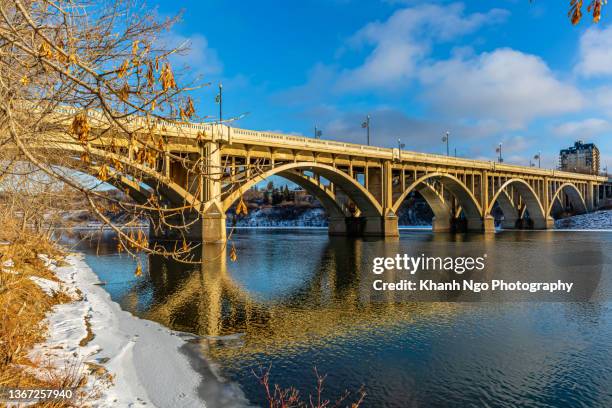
(79, 315, 95, 347)
(0, 217, 87, 407)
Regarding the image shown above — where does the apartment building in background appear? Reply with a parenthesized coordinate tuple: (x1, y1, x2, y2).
(559, 141, 600, 175)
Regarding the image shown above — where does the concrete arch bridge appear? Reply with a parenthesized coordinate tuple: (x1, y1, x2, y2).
(37, 109, 611, 242)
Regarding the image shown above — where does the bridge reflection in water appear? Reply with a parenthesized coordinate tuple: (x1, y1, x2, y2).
(88, 230, 602, 356)
(145, 235, 465, 357)
(76, 229, 611, 407)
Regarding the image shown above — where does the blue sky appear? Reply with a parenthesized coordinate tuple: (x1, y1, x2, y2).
(152, 0, 612, 170)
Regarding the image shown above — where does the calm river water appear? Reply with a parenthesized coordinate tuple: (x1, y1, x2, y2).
(70, 229, 612, 408)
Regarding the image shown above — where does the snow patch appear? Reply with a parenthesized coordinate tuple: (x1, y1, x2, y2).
(29, 276, 62, 297)
(2, 258, 18, 275)
(234, 207, 328, 227)
(29, 254, 250, 408)
(555, 210, 612, 230)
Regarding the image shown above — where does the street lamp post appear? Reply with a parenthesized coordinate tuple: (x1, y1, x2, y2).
(215, 82, 223, 123)
(534, 151, 541, 168)
(361, 114, 371, 146)
(398, 138, 405, 161)
(314, 125, 322, 139)
(442, 131, 450, 156)
(496, 143, 503, 163)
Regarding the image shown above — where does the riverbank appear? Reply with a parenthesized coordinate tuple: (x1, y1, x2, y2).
(555, 209, 612, 229)
(30, 253, 250, 407)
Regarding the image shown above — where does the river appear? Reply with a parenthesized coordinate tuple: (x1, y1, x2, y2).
(68, 229, 612, 408)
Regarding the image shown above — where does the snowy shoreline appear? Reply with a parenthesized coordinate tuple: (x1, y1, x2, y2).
(32, 253, 249, 408)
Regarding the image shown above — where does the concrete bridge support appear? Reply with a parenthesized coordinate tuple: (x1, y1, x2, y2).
(328, 215, 399, 237)
(202, 202, 226, 243)
(148, 211, 204, 241)
(432, 217, 451, 232)
(587, 181, 596, 212)
(363, 214, 399, 237)
(201, 141, 226, 243)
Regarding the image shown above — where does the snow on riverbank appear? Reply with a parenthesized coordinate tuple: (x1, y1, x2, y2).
(233, 207, 328, 227)
(30, 253, 249, 408)
(555, 210, 612, 230)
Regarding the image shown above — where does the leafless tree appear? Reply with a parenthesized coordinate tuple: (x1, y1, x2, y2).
(0, 0, 251, 264)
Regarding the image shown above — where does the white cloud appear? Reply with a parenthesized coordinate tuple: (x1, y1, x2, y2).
(336, 3, 508, 91)
(274, 63, 337, 105)
(575, 25, 612, 77)
(309, 107, 506, 154)
(553, 118, 612, 138)
(323, 108, 448, 150)
(589, 86, 612, 115)
(164, 33, 223, 75)
(419, 48, 584, 129)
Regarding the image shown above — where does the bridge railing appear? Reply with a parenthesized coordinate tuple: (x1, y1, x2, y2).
(229, 128, 606, 181)
(230, 127, 389, 155)
(49, 107, 606, 182)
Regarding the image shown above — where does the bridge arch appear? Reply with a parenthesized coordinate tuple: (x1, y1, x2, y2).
(548, 183, 587, 217)
(276, 170, 347, 218)
(42, 144, 201, 208)
(486, 179, 547, 228)
(392, 173, 482, 222)
(221, 162, 383, 217)
(415, 182, 452, 222)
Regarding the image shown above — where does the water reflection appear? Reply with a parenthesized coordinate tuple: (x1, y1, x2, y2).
(141, 238, 464, 359)
(68, 229, 612, 408)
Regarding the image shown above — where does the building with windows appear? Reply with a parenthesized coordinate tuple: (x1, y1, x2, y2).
(559, 141, 600, 175)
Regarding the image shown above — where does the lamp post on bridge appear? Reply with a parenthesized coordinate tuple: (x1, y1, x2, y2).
(398, 138, 405, 161)
(496, 143, 503, 163)
(215, 82, 223, 123)
(314, 125, 322, 139)
(361, 114, 371, 146)
(534, 152, 541, 168)
(442, 131, 450, 156)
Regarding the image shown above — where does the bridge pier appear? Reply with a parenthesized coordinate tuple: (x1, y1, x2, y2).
(328, 216, 349, 236)
(432, 217, 451, 232)
(534, 216, 555, 230)
(148, 202, 227, 243)
(201, 202, 227, 243)
(328, 214, 399, 238)
(501, 216, 518, 229)
(482, 215, 496, 233)
(372, 214, 399, 237)
(149, 211, 205, 241)
(465, 216, 496, 233)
